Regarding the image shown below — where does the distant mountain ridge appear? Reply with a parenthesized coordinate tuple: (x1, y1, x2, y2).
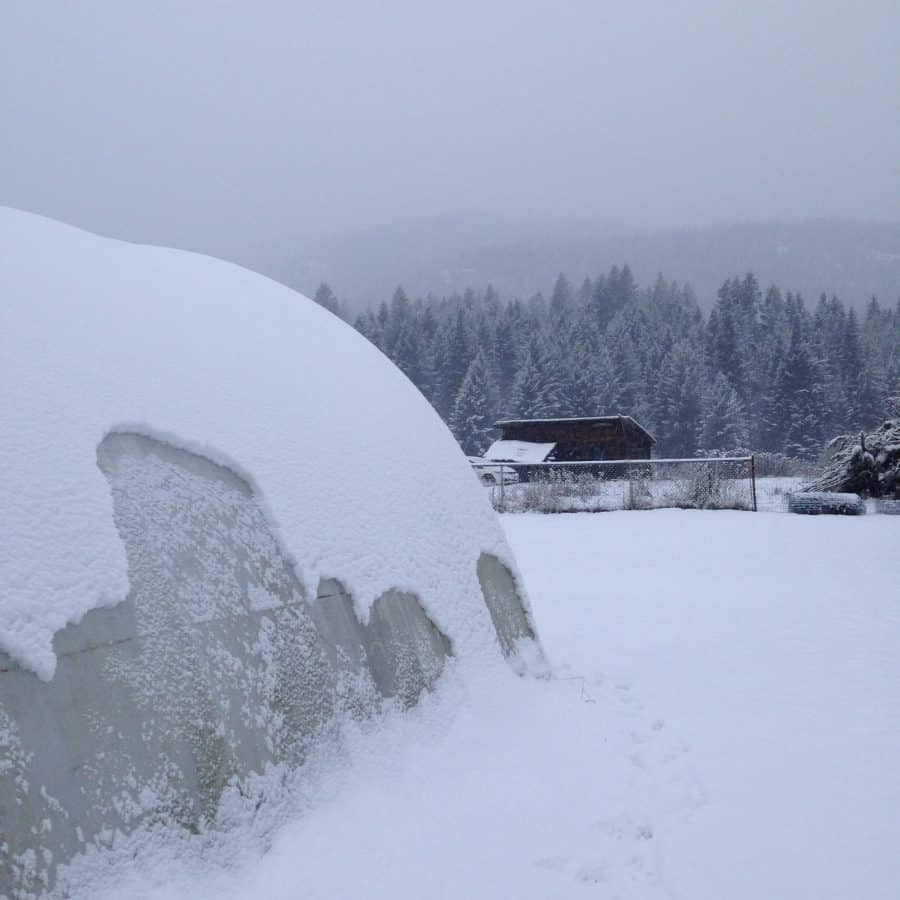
(284, 218, 900, 312)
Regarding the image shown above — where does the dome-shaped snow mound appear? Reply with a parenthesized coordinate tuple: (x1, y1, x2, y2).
(0, 207, 532, 678)
(0, 208, 540, 897)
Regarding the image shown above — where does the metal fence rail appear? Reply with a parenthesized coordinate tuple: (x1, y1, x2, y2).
(471, 455, 758, 513)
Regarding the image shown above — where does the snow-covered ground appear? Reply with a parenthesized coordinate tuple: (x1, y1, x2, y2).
(508, 510, 900, 900)
(66, 510, 898, 900)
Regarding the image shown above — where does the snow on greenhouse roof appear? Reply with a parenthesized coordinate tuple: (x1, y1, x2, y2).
(0, 208, 523, 680)
(484, 440, 557, 463)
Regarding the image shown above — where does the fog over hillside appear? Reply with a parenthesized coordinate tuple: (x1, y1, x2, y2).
(2, 2, 898, 305)
(284, 217, 900, 312)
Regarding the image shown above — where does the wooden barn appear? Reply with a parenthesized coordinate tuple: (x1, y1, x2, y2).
(485, 416, 654, 473)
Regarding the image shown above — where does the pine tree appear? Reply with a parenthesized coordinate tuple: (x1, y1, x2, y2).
(554, 314, 602, 416)
(432, 311, 471, 418)
(382, 287, 411, 357)
(653, 341, 703, 457)
(449, 351, 496, 454)
(811, 293, 848, 437)
(352, 309, 379, 346)
(590, 264, 636, 332)
(576, 276, 594, 306)
(483, 283, 500, 315)
(699, 374, 748, 450)
(559, 340, 598, 417)
(390, 318, 422, 386)
(312, 282, 342, 317)
(376, 299, 390, 330)
(734, 274, 764, 444)
(707, 285, 742, 391)
(605, 312, 646, 412)
(510, 335, 563, 418)
(593, 345, 626, 413)
(549, 273, 573, 328)
(493, 310, 521, 414)
(770, 326, 826, 458)
(839, 308, 866, 426)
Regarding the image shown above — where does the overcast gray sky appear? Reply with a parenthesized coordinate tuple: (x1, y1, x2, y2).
(2, 0, 898, 259)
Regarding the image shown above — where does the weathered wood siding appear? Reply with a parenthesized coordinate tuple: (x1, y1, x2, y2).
(498, 419, 652, 461)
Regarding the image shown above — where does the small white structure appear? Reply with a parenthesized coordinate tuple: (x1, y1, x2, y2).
(0, 209, 541, 896)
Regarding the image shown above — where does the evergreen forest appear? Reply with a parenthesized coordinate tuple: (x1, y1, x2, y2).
(311, 270, 898, 459)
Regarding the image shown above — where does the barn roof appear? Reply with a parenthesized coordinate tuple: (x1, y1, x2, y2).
(494, 415, 656, 444)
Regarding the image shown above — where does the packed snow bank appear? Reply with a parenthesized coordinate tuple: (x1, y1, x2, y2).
(63, 664, 693, 900)
(0, 207, 527, 679)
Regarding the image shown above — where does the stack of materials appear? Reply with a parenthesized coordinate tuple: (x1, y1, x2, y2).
(787, 492, 866, 516)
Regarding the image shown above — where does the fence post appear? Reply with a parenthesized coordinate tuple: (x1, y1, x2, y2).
(750, 454, 758, 512)
(499, 464, 505, 511)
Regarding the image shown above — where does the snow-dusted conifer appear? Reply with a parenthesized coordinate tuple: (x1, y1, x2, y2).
(653, 342, 703, 457)
(449, 351, 497, 455)
(510, 336, 563, 418)
(312, 282, 342, 318)
(770, 326, 826, 459)
(699, 373, 748, 450)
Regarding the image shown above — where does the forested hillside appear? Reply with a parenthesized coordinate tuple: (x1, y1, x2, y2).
(313, 270, 898, 459)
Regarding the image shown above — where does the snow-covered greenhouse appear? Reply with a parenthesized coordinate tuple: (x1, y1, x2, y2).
(0, 208, 542, 897)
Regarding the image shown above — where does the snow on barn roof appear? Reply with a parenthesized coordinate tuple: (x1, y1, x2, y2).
(495, 415, 656, 444)
(484, 440, 557, 463)
(0, 208, 525, 680)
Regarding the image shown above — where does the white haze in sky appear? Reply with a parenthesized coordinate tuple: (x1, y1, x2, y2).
(2, 0, 898, 260)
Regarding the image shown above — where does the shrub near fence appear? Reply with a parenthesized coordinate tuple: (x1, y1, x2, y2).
(473, 457, 758, 514)
(716, 449, 816, 478)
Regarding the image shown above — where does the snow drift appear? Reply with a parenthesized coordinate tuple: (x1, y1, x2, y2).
(0, 208, 539, 897)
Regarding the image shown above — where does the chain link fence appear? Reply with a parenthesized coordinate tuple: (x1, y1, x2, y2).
(472, 456, 758, 514)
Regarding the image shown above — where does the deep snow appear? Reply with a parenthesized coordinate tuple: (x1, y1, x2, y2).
(60, 509, 899, 900)
(0, 208, 520, 680)
(507, 510, 900, 900)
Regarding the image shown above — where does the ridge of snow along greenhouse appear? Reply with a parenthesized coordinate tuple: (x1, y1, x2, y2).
(0, 207, 544, 897)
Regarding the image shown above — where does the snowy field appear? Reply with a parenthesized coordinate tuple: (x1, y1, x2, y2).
(68, 510, 898, 900)
(507, 510, 900, 900)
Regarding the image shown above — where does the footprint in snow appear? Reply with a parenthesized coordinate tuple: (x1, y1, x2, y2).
(534, 855, 569, 872)
(575, 862, 609, 885)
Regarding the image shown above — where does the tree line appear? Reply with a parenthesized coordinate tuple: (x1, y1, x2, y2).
(312, 268, 898, 459)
